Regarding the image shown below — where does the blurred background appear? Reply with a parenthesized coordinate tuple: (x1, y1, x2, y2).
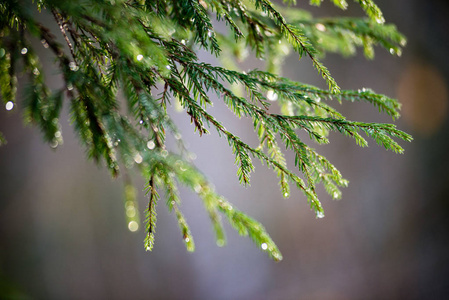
(1, 0, 449, 299)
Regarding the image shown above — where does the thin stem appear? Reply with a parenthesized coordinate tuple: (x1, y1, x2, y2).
(51, 9, 76, 62)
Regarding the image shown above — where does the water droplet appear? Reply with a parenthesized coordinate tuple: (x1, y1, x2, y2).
(33, 68, 40, 76)
(181, 39, 186, 45)
(126, 206, 136, 217)
(261, 243, 268, 250)
(161, 150, 168, 157)
(273, 253, 282, 261)
(264, 30, 274, 37)
(21, 48, 28, 55)
(146, 246, 151, 251)
(49, 140, 59, 149)
(278, 40, 282, 44)
(184, 237, 190, 242)
(134, 153, 143, 164)
(166, 65, 171, 70)
(41, 39, 49, 48)
(166, 27, 175, 35)
(128, 221, 139, 232)
(177, 161, 186, 171)
(316, 211, 325, 218)
(389, 48, 395, 55)
(315, 23, 326, 32)
(174, 133, 182, 140)
(189, 153, 197, 160)
(217, 239, 225, 247)
(267, 90, 278, 101)
(333, 191, 339, 199)
(139, 119, 144, 124)
(136, 54, 143, 61)
(147, 140, 155, 149)
(67, 83, 74, 91)
(283, 192, 289, 197)
(227, 205, 233, 211)
(5, 101, 14, 111)
(54, 131, 62, 138)
(194, 184, 202, 193)
(207, 30, 213, 37)
(69, 62, 78, 71)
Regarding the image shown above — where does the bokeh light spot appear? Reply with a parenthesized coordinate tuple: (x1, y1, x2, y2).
(398, 61, 448, 136)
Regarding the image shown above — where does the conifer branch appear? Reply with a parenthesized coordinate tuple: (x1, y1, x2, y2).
(0, 0, 411, 261)
(51, 9, 76, 62)
(253, 0, 340, 92)
(145, 175, 158, 251)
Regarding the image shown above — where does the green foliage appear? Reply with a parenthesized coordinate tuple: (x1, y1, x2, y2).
(0, 0, 411, 261)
